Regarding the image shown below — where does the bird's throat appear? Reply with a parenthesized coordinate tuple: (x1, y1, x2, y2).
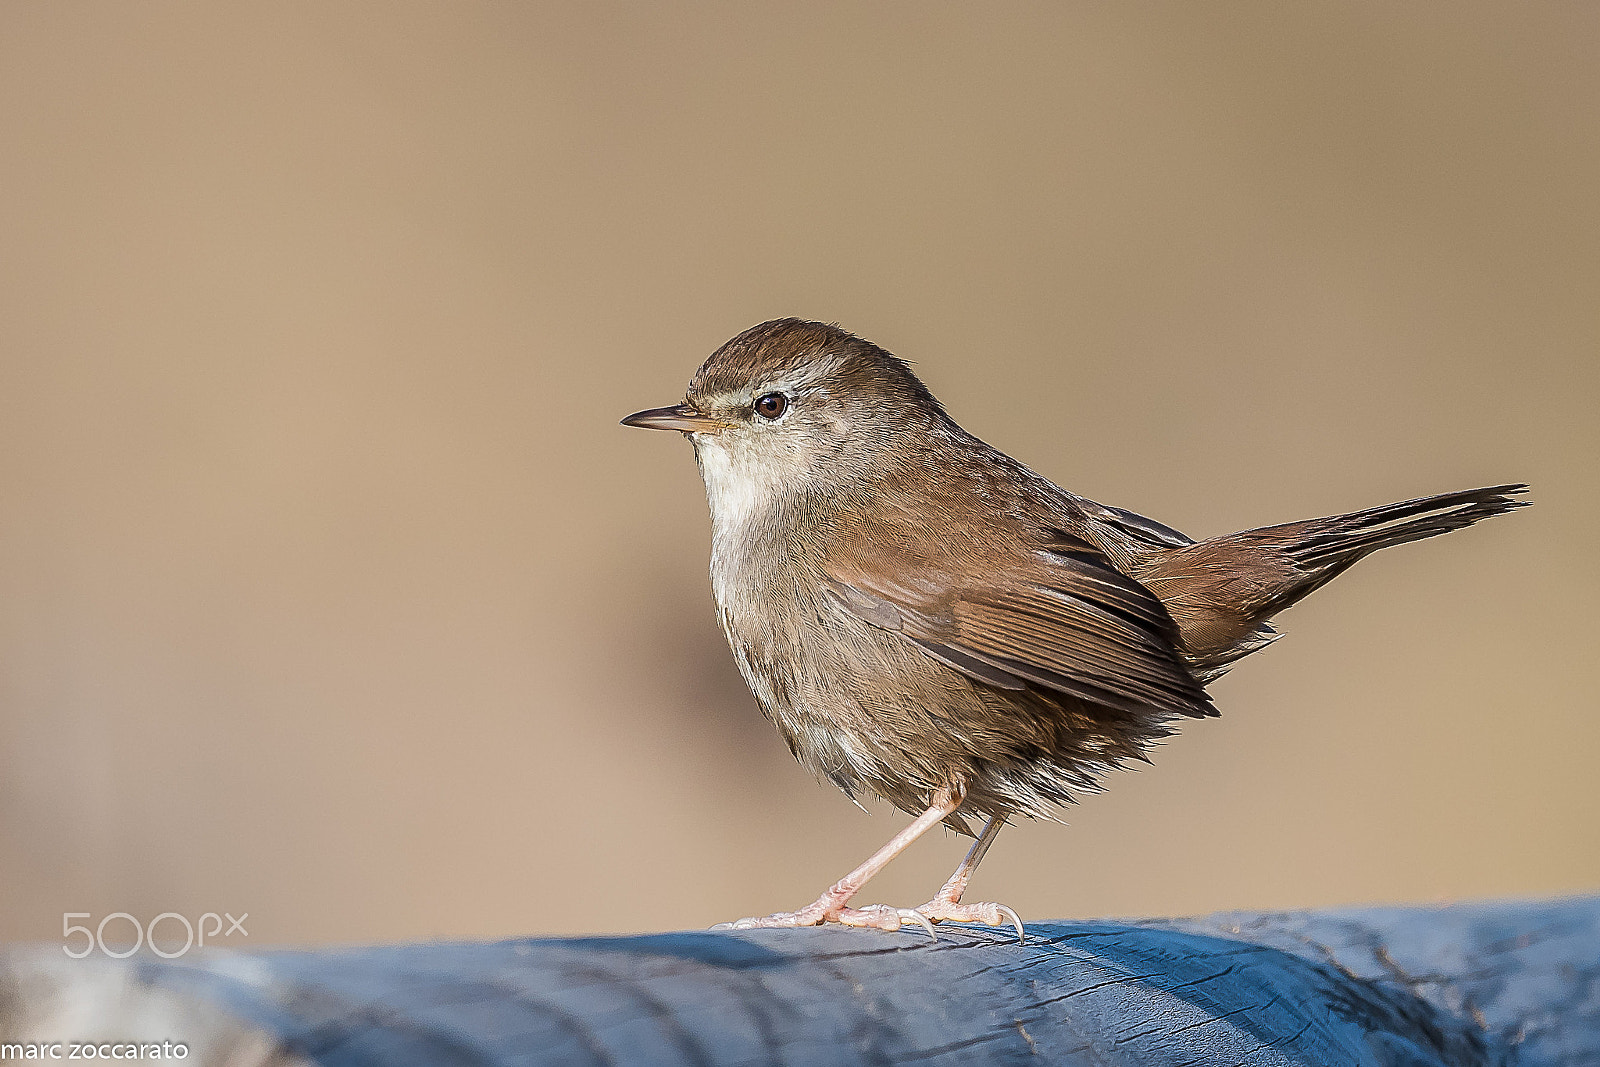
(694, 437, 782, 544)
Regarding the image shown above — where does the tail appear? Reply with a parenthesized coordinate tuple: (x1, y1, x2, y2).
(1138, 484, 1529, 679)
(1282, 484, 1531, 574)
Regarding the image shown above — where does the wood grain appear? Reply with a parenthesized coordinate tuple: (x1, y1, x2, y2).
(3, 897, 1594, 1065)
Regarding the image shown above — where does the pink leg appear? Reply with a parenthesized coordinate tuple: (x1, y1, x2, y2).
(714, 786, 963, 937)
(916, 816, 1025, 942)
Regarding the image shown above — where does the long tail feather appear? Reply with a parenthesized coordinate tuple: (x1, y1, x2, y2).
(1289, 483, 1529, 567)
(1142, 483, 1529, 678)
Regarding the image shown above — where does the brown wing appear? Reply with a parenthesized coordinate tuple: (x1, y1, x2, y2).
(824, 531, 1216, 720)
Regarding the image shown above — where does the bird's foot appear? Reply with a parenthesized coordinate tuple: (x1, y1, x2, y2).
(916, 898, 1026, 943)
(713, 901, 937, 938)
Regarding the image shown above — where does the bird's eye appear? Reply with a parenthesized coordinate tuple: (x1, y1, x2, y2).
(754, 392, 789, 420)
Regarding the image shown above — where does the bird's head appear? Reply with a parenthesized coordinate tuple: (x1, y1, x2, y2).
(622, 319, 947, 528)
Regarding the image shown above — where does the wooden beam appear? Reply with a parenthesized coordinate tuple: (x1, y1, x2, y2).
(2, 897, 1594, 1065)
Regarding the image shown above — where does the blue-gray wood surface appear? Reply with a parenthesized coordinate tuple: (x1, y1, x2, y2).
(7, 896, 1597, 1065)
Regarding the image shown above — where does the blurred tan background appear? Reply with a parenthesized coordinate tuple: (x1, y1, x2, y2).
(1, 3, 1595, 946)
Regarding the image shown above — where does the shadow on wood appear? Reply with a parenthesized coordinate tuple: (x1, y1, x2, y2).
(3, 897, 1596, 1065)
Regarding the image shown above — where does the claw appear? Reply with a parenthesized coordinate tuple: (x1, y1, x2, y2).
(897, 908, 939, 940)
(997, 905, 1026, 944)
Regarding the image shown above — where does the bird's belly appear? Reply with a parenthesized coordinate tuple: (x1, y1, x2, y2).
(714, 582, 1000, 810)
(710, 553, 1146, 821)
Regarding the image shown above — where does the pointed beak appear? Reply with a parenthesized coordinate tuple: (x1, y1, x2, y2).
(620, 403, 727, 434)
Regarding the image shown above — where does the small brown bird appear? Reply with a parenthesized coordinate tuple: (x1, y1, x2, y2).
(623, 318, 1526, 940)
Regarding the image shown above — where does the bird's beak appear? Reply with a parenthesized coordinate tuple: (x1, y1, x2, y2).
(620, 403, 728, 434)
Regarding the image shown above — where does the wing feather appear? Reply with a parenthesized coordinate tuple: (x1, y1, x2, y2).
(825, 533, 1214, 720)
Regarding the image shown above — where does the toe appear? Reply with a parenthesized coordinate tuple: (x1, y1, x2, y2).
(833, 904, 937, 938)
(713, 901, 952, 938)
(711, 907, 828, 930)
(833, 904, 903, 931)
(916, 901, 1026, 943)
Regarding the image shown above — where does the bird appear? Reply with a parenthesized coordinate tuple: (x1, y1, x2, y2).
(622, 318, 1527, 940)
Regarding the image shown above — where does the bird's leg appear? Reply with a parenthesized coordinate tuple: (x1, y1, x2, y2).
(715, 786, 963, 936)
(915, 816, 1025, 942)
(927, 814, 1005, 904)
